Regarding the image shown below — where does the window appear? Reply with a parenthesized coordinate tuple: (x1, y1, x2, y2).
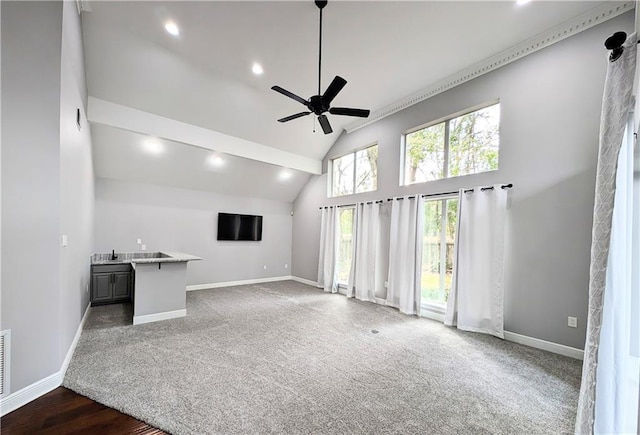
(404, 103, 500, 185)
(331, 144, 378, 197)
(421, 197, 458, 306)
(336, 207, 354, 285)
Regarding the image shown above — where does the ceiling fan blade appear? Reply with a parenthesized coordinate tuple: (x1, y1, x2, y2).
(329, 107, 370, 118)
(277, 112, 311, 123)
(318, 114, 333, 134)
(271, 86, 309, 106)
(321, 76, 347, 105)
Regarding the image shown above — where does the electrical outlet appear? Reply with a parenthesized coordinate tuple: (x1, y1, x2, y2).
(141, 244, 147, 251)
(263, 265, 267, 270)
(61, 235, 68, 247)
(285, 264, 288, 269)
(568, 317, 578, 328)
(137, 238, 142, 245)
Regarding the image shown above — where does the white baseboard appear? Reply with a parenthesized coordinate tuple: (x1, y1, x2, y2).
(419, 315, 584, 360)
(0, 371, 61, 417)
(503, 331, 584, 360)
(186, 276, 293, 291)
(60, 304, 91, 377)
(0, 302, 92, 417)
(290, 276, 320, 287)
(133, 309, 186, 325)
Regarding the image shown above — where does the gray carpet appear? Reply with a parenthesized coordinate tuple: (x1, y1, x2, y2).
(64, 281, 582, 434)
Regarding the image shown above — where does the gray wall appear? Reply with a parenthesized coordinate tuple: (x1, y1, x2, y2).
(1, 0, 94, 394)
(94, 178, 293, 285)
(292, 12, 634, 350)
(59, 1, 94, 367)
(1, 1, 63, 392)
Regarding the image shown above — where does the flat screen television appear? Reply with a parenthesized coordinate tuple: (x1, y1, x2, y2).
(217, 213, 263, 241)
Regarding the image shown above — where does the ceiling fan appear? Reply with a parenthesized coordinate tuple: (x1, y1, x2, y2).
(271, 0, 370, 135)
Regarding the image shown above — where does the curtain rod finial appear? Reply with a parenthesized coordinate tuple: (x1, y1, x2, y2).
(605, 31, 628, 62)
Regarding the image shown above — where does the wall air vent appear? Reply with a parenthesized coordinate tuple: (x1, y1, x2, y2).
(0, 330, 10, 398)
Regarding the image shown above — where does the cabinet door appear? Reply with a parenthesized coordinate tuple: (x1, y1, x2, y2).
(92, 273, 113, 303)
(113, 271, 131, 299)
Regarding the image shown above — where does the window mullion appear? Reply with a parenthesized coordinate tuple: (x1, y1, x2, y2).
(352, 152, 357, 195)
(439, 199, 448, 301)
(443, 121, 450, 178)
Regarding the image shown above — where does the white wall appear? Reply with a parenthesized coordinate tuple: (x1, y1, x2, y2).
(59, 1, 94, 368)
(292, 12, 634, 350)
(1, 1, 63, 392)
(94, 178, 293, 285)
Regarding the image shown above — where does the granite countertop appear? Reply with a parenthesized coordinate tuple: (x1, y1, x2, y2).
(131, 252, 202, 264)
(91, 252, 202, 265)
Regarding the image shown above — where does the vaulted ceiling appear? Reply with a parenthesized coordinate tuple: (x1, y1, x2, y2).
(82, 1, 630, 202)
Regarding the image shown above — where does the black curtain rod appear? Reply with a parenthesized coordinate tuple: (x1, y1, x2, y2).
(605, 31, 638, 62)
(319, 184, 513, 209)
(386, 183, 513, 201)
(319, 200, 383, 210)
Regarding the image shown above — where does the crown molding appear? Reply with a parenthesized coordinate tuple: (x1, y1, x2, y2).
(345, 1, 634, 134)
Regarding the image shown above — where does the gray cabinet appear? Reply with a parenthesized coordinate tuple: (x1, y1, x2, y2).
(90, 264, 132, 306)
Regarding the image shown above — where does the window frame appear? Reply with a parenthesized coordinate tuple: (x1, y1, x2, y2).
(335, 205, 356, 291)
(420, 194, 459, 316)
(329, 142, 378, 198)
(401, 100, 500, 186)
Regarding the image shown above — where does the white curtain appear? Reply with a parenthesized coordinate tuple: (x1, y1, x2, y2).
(387, 196, 424, 315)
(444, 185, 508, 339)
(575, 32, 638, 435)
(317, 206, 338, 294)
(348, 202, 381, 302)
(593, 115, 639, 435)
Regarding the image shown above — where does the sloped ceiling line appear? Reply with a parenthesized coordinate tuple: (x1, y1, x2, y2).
(345, 1, 634, 133)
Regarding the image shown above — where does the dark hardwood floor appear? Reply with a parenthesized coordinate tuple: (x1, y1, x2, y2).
(1, 387, 166, 434)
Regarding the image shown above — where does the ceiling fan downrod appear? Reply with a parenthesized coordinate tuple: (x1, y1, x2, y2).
(316, 0, 327, 96)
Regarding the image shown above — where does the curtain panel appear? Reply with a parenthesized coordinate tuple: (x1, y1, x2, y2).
(387, 196, 424, 315)
(317, 206, 339, 294)
(575, 32, 638, 435)
(348, 202, 382, 302)
(444, 185, 508, 339)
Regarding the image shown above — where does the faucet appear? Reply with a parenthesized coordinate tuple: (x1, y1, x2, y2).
(111, 249, 117, 260)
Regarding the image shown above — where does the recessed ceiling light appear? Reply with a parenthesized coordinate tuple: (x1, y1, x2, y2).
(207, 155, 225, 167)
(164, 21, 180, 36)
(143, 140, 164, 155)
(516, 0, 531, 5)
(252, 62, 264, 75)
(279, 169, 292, 180)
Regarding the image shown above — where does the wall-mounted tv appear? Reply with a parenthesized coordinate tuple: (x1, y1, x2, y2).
(217, 213, 263, 241)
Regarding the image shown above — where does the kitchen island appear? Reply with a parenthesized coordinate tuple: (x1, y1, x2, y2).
(90, 251, 201, 325)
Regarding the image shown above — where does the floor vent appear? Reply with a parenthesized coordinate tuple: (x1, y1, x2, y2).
(0, 330, 10, 398)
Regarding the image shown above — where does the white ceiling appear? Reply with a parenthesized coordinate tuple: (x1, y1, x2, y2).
(82, 0, 625, 201)
(92, 123, 311, 202)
